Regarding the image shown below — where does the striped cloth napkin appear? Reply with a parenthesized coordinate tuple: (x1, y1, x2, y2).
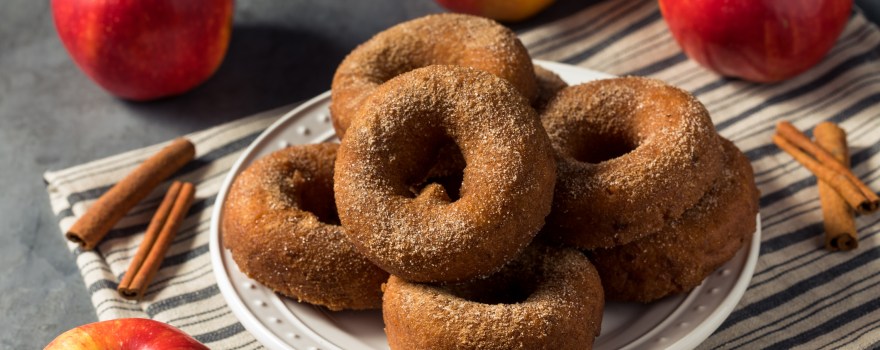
(45, 0, 880, 349)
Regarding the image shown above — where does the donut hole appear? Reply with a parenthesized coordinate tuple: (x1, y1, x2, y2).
(410, 141, 466, 201)
(416, 173, 464, 201)
(442, 268, 539, 304)
(379, 120, 462, 201)
(284, 170, 341, 225)
(570, 130, 639, 164)
(297, 189, 341, 225)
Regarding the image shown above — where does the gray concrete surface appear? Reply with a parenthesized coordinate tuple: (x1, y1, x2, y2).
(0, 0, 599, 348)
(858, 0, 880, 26)
(3, 0, 877, 348)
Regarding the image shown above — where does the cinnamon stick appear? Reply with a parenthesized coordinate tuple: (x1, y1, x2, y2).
(66, 138, 195, 250)
(118, 181, 195, 300)
(773, 134, 870, 212)
(776, 121, 879, 213)
(815, 123, 858, 251)
(117, 181, 182, 295)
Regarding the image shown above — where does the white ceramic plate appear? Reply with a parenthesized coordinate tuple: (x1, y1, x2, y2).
(209, 60, 762, 350)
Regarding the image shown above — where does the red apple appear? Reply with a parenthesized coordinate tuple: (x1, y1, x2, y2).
(435, 0, 555, 22)
(52, 0, 234, 101)
(44, 318, 208, 350)
(659, 0, 852, 82)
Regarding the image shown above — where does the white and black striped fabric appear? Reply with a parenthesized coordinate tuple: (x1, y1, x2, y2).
(45, 108, 285, 349)
(45, 1, 880, 349)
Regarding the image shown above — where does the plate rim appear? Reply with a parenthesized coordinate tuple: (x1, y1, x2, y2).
(209, 61, 761, 350)
(209, 91, 334, 350)
(670, 215, 761, 349)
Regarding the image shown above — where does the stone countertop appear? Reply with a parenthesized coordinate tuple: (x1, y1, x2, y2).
(2, 0, 878, 348)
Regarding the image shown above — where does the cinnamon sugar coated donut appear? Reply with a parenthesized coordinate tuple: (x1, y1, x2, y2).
(541, 77, 725, 249)
(222, 143, 389, 310)
(383, 244, 604, 350)
(589, 138, 759, 302)
(334, 65, 557, 283)
(330, 13, 538, 138)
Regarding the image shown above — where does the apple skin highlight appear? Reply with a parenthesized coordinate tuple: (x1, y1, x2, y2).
(44, 318, 208, 350)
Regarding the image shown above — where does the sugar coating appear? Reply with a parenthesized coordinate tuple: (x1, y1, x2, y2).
(383, 244, 604, 350)
(540, 77, 726, 249)
(334, 65, 556, 283)
(330, 13, 538, 138)
(588, 138, 760, 302)
(221, 143, 389, 311)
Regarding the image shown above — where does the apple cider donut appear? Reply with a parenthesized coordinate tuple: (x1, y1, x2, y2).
(334, 65, 556, 283)
(383, 244, 604, 350)
(588, 139, 759, 302)
(330, 13, 538, 138)
(541, 77, 725, 249)
(222, 143, 389, 311)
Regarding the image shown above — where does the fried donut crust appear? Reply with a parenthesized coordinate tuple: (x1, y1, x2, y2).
(383, 244, 604, 350)
(588, 138, 759, 303)
(334, 65, 556, 283)
(541, 77, 725, 249)
(330, 13, 538, 138)
(222, 143, 389, 310)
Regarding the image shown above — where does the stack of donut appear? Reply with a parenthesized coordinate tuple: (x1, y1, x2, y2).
(539, 78, 759, 303)
(221, 13, 758, 350)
